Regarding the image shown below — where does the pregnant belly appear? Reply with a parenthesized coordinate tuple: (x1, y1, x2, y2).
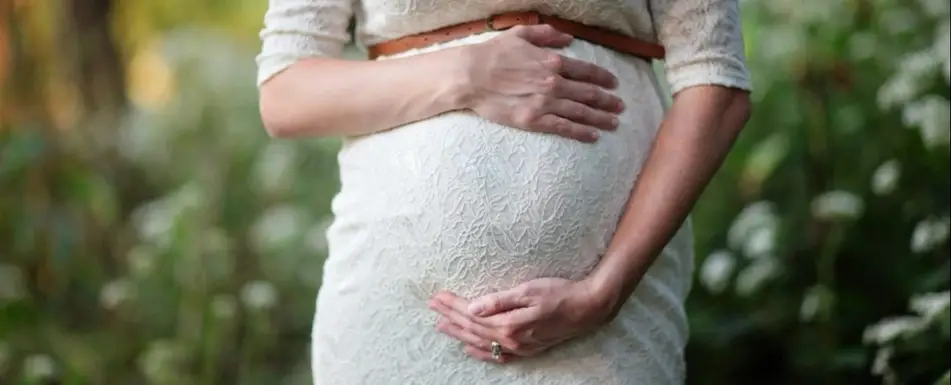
(323, 111, 642, 298)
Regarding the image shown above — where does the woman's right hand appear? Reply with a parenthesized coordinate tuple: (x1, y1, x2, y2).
(455, 25, 626, 143)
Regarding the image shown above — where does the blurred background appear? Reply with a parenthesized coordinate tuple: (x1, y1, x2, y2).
(0, 0, 949, 384)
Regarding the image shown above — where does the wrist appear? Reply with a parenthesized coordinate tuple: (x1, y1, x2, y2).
(435, 44, 478, 111)
(585, 261, 634, 321)
(581, 271, 625, 323)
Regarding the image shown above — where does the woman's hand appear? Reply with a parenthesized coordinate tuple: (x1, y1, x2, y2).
(456, 25, 626, 143)
(428, 277, 613, 363)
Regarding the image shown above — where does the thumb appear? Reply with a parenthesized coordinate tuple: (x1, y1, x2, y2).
(509, 24, 573, 48)
(468, 287, 531, 317)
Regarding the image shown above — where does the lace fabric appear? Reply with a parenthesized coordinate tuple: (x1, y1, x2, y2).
(256, 0, 751, 95)
(256, 1, 751, 384)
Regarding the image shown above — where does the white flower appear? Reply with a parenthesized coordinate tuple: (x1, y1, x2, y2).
(127, 245, 158, 277)
(877, 74, 920, 109)
(240, 280, 279, 310)
(255, 141, 299, 195)
(910, 216, 951, 253)
(211, 295, 237, 319)
(909, 291, 950, 320)
(898, 50, 941, 79)
(138, 340, 187, 384)
(917, 0, 950, 18)
(728, 201, 779, 254)
(0, 264, 27, 302)
(22, 354, 56, 381)
(759, 27, 807, 64)
(871, 160, 901, 196)
(880, 8, 918, 36)
(902, 95, 951, 149)
(800, 285, 833, 322)
(100, 278, 135, 310)
(938, 22, 951, 84)
(305, 218, 333, 253)
(132, 200, 176, 247)
(871, 346, 893, 376)
(169, 182, 205, 212)
(251, 205, 306, 252)
(811, 190, 864, 221)
(735, 259, 780, 297)
(863, 316, 925, 345)
(699, 250, 736, 294)
(743, 226, 776, 259)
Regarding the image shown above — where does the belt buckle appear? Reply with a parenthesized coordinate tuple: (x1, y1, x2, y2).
(485, 15, 501, 32)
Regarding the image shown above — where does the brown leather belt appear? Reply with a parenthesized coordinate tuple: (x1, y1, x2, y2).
(367, 11, 666, 60)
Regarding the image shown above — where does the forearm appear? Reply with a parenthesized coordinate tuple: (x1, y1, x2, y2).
(588, 85, 752, 315)
(258, 48, 467, 138)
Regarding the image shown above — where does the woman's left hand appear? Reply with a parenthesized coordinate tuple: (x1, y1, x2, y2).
(428, 277, 614, 363)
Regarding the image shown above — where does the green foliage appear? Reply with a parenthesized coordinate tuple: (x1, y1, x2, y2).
(685, 0, 951, 384)
(1, 0, 949, 384)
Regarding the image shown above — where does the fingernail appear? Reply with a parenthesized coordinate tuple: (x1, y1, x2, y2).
(611, 117, 620, 127)
(468, 303, 484, 316)
(590, 131, 601, 140)
(616, 100, 626, 112)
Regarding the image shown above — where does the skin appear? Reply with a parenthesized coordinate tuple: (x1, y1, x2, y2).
(430, 85, 751, 362)
(260, 24, 751, 364)
(260, 25, 624, 141)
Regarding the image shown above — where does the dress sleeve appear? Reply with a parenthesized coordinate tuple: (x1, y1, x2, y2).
(650, 0, 752, 95)
(256, 0, 354, 86)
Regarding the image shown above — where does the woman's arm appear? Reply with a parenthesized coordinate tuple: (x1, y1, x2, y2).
(589, 0, 753, 313)
(259, 52, 465, 137)
(428, 0, 753, 361)
(428, 86, 750, 361)
(257, 0, 625, 139)
(260, 27, 626, 139)
(590, 84, 751, 316)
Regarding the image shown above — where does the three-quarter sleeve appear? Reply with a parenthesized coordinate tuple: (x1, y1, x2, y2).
(256, 0, 354, 85)
(650, 0, 752, 95)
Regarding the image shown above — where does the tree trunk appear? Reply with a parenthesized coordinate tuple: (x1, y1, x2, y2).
(61, 0, 126, 118)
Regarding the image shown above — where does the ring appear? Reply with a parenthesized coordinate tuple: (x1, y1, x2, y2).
(490, 341, 503, 361)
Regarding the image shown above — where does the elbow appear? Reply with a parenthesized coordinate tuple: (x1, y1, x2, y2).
(258, 79, 335, 139)
(725, 89, 753, 135)
(259, 97, 293, 138)
(259, 88, 301, 138)
(736, 91, 753, 123)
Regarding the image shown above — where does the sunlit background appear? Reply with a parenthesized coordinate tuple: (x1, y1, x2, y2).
(1, 0, 949, 384)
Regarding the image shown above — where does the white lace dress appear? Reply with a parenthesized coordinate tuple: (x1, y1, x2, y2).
(257, 1, 751, 384)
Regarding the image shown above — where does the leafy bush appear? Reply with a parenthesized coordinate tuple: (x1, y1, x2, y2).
(1, 0, 949, 384)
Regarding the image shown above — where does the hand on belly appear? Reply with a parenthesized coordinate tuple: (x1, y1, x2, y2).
(427, 277, 612, 363)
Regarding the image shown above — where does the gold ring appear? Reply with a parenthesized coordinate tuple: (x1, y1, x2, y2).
(490, 341, 503, 360)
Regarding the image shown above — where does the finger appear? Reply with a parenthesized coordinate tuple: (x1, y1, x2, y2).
(464, 345, 516, 364)
(431, 294, 545, 356)
(468, 288, 531, 317)
(435, 317, 492, 351)
(548, 98, 619, 131)
(429, 297, 528, 355)
(429, 296, 505, 342)
(509, 24, 573, 48)
(532, 114, 600, 143)
(555, 78, 625, 113)
(557, 57, 618, 89)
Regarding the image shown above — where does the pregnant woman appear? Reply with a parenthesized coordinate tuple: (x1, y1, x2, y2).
(257, 0, 751, 384)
